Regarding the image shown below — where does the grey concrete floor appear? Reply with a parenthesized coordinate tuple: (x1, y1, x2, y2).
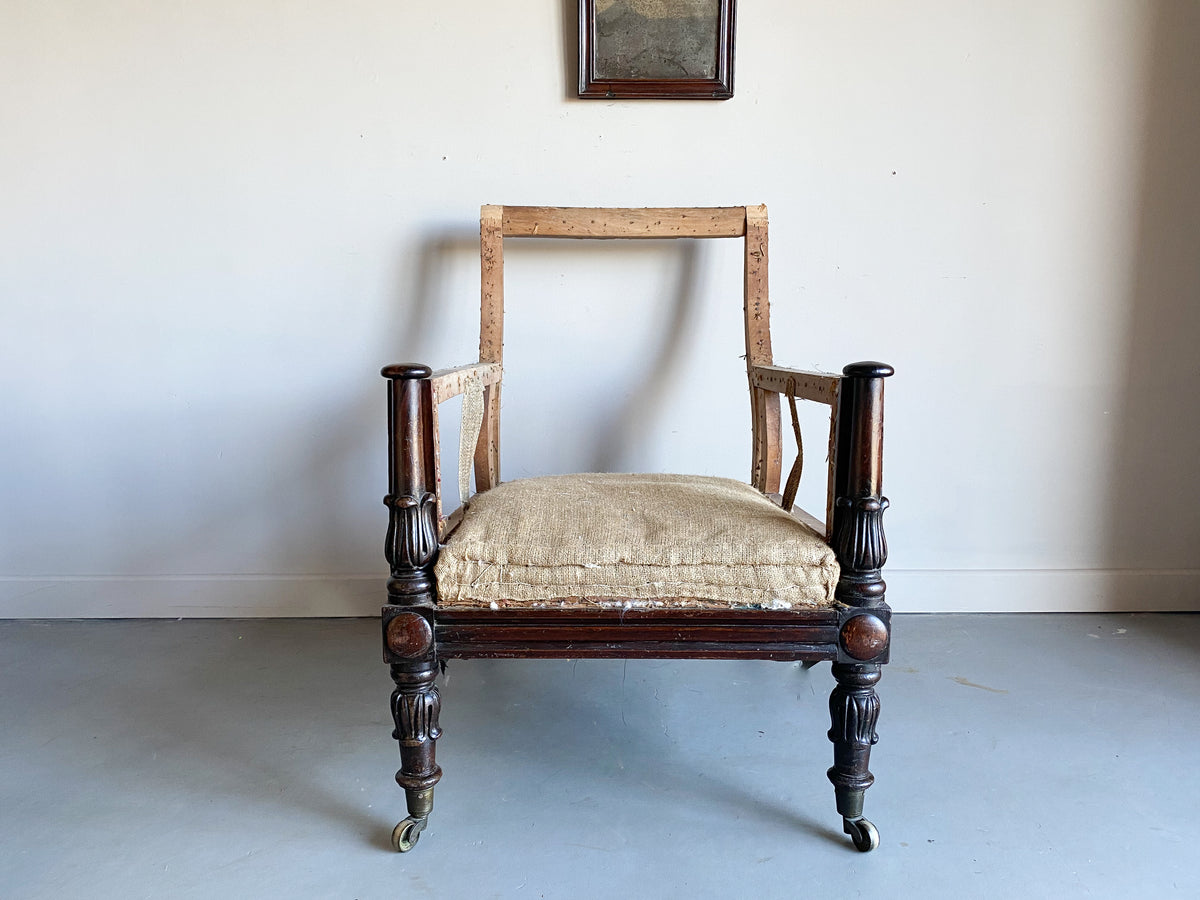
(1, 614, 1198, 899)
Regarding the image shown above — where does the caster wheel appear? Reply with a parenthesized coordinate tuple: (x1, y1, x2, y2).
(392, 817, 427, 853)
(843, 816, 879, 852)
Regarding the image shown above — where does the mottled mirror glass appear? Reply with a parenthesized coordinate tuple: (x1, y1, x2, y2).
(593, 0, 720, 81)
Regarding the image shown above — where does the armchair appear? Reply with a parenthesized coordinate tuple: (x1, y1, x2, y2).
(380, 205, 893, 852)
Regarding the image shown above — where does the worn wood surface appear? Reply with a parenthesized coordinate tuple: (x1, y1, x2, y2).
(744, 205, 781, 493)
(476, 206, 505, 492)
(428, 390, 442, 524)
(473, 385, 501, 492)
(501, 206, 748, 239)
(751, 364, 841, 538)
(750, 365, 840, 405)
(429, 362, 503, 404)
(825, 404, 839, 540)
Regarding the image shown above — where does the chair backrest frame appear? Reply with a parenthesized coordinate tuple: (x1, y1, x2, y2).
(475, 205, 782, 494)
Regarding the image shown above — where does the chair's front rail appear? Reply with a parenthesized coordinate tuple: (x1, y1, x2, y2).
(434, 606, 840, 661)
(382, 604, 890, 666)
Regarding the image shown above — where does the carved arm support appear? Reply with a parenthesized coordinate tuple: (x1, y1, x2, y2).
(831, 362, 893, 611)
(384, 361, 504, 548)
(381, 363, 439, 604)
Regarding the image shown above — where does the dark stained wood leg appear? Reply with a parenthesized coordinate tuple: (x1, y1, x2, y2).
(831, 362, 893, 612)
(389, 659, 441, 851)
(827, 362, 892, 852)
(827, 662, 881, 851)
(381, 363, 442, 852)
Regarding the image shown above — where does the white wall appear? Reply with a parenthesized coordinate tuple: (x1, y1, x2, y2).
(2, 1, 1197, 616)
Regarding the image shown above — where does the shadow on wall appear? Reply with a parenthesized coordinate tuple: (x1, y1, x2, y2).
(103, 229, 479, 614)
(102, 226, 708, 615)
(560, 0, 580, 101)
(453, 236, 710, 483)
(1106, 1, 1200, 610)
(590, 241, 702, 471)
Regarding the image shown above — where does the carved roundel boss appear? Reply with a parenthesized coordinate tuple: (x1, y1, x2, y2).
(386, 611, 435, 659)
(840, 613, 889, 661)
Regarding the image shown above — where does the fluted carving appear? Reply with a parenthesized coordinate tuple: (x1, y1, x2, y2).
(833, 494, 889, 573)
(829, 682, 880, 746)
(384, 491, 439, 573)
(390, 663, 443, 819)
(833, 494, 888, 607)
(827, 663, 881, 819)
(392, 684, 443, 746)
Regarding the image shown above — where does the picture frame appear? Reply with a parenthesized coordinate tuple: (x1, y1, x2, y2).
(578, 0, 736, 100)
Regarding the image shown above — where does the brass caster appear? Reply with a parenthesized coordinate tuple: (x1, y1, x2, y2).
(392, 816, 427, 852)
(843, 816, 879, 852)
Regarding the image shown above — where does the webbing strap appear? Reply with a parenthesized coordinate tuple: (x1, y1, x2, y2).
(458, 374, 485, 502)
(781, 389, 804, 512)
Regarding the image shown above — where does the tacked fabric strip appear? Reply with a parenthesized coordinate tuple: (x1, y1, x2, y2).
(458, 373, 485, 503)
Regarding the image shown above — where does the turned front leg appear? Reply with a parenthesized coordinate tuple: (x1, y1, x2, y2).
(381, 363, 442, 852)
(827, 662, 881, 851)
(390, 659, 442, 850)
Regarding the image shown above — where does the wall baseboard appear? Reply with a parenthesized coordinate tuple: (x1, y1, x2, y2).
(0, 569, 1196, 618)
(0, 576, 382, 618)
(885, 568, 1200, 613)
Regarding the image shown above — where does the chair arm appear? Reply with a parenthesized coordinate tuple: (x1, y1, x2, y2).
(831, 362, 894, 609)
(750, 361, 894, 565)
(380, 363, 439, 600)
(749, 364, 840, 406)
(429, 362, 503, 404)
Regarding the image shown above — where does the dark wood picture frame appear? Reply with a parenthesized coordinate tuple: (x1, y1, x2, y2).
(578, 0, 736, 100)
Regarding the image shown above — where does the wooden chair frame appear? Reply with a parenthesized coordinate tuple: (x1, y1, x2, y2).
(380, 206, 893, 853)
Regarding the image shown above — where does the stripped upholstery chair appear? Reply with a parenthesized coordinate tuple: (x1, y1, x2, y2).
(381, 205, 893, 852)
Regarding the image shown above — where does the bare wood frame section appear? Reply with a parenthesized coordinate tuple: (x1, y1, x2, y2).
(430, 362, 503, 404)
(744, 205, 782, 495)
(427, 362, 503, 539)
(467, 205, 842, 529)
(500, 206, 748, 239)
(749, 365, 839, 405)
(750, 365, 842, 540)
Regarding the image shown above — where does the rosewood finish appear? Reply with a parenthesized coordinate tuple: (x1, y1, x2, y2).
(577, 0, 737, 100)
(380, 205, 892, 853)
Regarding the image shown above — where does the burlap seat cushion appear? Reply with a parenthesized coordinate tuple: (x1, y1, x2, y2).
(435, 473, 839, 610)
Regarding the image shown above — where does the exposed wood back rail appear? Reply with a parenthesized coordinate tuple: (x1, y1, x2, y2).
(478, 204, 784, 497)
(499, 206, 749, 239)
